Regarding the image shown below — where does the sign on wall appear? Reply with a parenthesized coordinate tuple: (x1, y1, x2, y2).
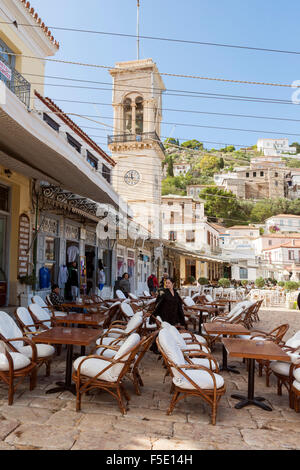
(0, 60, 11, 81)
(18, 214, 30, 277)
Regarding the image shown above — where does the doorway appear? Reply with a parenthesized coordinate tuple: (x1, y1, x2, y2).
(85, 244, 96, 295)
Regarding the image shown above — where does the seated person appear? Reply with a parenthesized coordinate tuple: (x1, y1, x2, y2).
(49, 284, 65, 308)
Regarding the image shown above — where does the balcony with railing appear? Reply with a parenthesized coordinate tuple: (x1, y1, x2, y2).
(0, 57, 31, 108)
(108, 131, 165, 153)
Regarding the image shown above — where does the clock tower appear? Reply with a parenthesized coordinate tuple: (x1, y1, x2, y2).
(108, 59, 166, 238)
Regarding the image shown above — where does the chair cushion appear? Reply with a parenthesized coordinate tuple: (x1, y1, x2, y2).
(121, 303, 134, 318)
(102, 327, 125, 339)
(73, 356, 119, 382)
(124, 312, 143, 333)
(181, 332, 207, 345)
(292, 379, 300, 392)
(54, 311, 67, 318)
(0, 352, 31, 371)
(183, 297, 195, 307)
(0, 311, 24, 350)
(189, 357, 218, 371)
(29, 304, 52, 329)
(96, 337, 124, 347)
(293, 367, 300, 382)
(18, 344, 55, 359)
(16, 307, 37, 333)
(270, 361, 291, 376)
(173, 368, 224, 390)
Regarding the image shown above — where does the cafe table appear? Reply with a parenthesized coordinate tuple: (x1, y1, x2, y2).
(185, 304, 220, 334)
(222, 338, 290, 411)
(32, 327, 102, 395)
(54, 312, 105, 328)
(203, 322, 249, 374)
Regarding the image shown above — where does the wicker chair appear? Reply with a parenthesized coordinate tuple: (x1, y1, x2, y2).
(32, 295, 67, 319)
(94, 330, 158, 395)
(72, 333, 143, 414)
(0, 311, 41, 404)
(157, 328, 225, 425)
(269, 332, 300, 407)
(291, 363, 300, 412)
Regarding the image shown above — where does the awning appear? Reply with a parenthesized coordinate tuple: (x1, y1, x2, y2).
(0, 87, 120, 209)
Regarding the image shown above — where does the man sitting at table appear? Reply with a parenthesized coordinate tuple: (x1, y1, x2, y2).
(49, 284, 65, 308)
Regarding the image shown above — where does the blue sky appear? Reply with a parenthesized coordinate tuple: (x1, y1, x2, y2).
(32, 0, 300, 153)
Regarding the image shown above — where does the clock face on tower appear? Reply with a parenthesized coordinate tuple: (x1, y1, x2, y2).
(124, 170, 140, 185)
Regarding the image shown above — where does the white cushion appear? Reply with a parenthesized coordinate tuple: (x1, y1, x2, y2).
(173, 368, 224, 390)
(158, 329, 186, 382)
(293, 367, 300, 382)
(181, 333, 207, 345)
(124, 312, 143, 333)
(0, 311, 24, 349)
(0, 352, 31, 371)
(29, 304, 52, 329)
(116, 290, 126, 299)
(96, 336, 124, 347)
(270, 361, 291, 376)
(16, 307, 37, 333)
(121, 303, 134, 318)
(189, 357, 218, 371)
(292, 379, 300, 392)
(102, 327, 125, 339)
(183, 297, 195, 307)
(18, 344, 55, 359)
(74, 333, 140, 382)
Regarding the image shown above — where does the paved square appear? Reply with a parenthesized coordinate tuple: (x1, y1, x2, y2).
(0, 308, 299, 450)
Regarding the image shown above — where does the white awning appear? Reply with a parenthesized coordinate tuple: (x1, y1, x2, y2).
(0, 87, 120, 208)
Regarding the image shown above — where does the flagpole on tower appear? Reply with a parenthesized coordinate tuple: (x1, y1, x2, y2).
(137, 0, 140, 60)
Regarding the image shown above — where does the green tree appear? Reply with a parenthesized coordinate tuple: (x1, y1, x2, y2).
(219, 157, 225, 169)
(199, 154, 221, 176)
(167, 155, 174, 177)
(220, 145, 235, 153)
(181, 139, 203, 150)
(290, 142, 300, 154)
(163, 138, 179, 148)
(199, 187, 247, 226)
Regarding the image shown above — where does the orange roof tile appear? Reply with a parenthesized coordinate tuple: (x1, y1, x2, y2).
(35, 91, 116, 167)
(263, 241, 300, 251)
(19, 0, 59, 49)
(268, 214, 300, 218)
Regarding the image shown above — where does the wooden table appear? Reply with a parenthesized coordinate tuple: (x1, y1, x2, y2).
(203, 323, 249, 374)
(185, 304, 220, 334)
(61, 302, 101, 310)
(33, 327, 102, 395)
(54, 313, 104, 327)
(222, 338, 290, 411)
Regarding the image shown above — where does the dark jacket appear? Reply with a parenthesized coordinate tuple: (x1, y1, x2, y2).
(151, 288, 185, 326)
(119, 278, 130, 294)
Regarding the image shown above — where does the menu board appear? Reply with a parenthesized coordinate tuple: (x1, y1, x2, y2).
(18, 214, 30, 276)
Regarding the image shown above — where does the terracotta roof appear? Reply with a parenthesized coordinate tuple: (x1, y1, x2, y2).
(263, 241, 300, 251)
(35, 91, 116, 167)
(207, 222, 226, 233)
(18, 0, 59, 49)
(227, 225, 259, 230)
(261, 233, 300, 239)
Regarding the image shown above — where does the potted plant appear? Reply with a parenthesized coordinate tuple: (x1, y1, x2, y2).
(18, 274, 37, 291)
(255, 277, 265, 289)
(218, 278, 231, 288)
(198, 277, 208, 285)
(187, 276, 196, 285)
(241, 280, 248, 287)
(284, 281, 299, 292)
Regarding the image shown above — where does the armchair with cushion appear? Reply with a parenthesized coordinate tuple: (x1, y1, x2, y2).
(72, 333, 142, 414)
(32, 295, 67, 319)
(157, 328, 225, 425)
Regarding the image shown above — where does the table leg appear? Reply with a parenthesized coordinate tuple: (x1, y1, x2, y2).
(231, 358, 272, 411)
(220, 335, 240, 374)
(46, 344, 76, 395)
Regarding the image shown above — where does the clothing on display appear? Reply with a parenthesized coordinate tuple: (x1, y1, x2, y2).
(58, 265, 69, 288)
(67, 245, 79, 263)
(98, 269, 106, 285)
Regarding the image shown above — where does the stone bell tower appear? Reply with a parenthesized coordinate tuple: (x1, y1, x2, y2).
(108, 59, 166, 238)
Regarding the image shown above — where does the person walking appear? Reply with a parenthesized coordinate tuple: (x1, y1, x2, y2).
(160, 272, 169, 289)
(119, 272, 131, 298)
(152, 277, 186, 327)
(147, 273, 159, 295)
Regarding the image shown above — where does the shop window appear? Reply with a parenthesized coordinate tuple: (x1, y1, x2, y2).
(86, 150, 98, 170)
(66, 133, 82, 153)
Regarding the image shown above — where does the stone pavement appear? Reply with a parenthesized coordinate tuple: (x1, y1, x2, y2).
(0, 308, 299, 450)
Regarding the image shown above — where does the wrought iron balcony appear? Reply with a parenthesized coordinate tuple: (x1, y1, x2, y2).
(108, 131, 165, 153)
(0, 56, 31, 108)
